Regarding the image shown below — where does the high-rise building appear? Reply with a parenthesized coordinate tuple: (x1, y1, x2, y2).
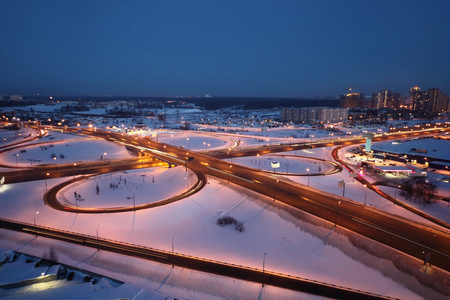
(428, 88, 449, 112)
(376, 90, 401, 109)
(410, 86, 426, 111)
(339, 93, 365, 108)
(410, 86, 449, 112)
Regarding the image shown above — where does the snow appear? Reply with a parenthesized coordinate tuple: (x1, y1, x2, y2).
(59, 167, 194, 209)
(371, 137, 450, 161)
(0, 138, 135, 167)
(231, 154, 335, 174)
(149, 132, 236, 151)
(1, 125, 449, 299)
(0, 128, 37, 147)
(0, 174, 434, 299)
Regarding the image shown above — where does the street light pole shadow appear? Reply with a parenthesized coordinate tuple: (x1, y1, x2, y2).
(257, 284, 265, 300)
(69, 213, 78, 230)
(155, 267, 174, 292)
(127, 212, 136, 241)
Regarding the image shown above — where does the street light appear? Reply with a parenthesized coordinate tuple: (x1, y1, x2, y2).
(228, 165, 232, 184)
(34, 211, 39, 237)
(262, 252, 267, 287)
(364, 184, 368, 205)
(133, 189, 136, 211)
(44, 172, 49, 192)
(394, 185, 401, 205)
(334, 201, 341, 227)
(187, 138, 190, 150)
(96, 224, 102, 251)
(273, 179, 279, 200)
(172, 236, 177, 268)
(75, 191, 78, 213)
(306, 168, 310, 186)
(14, 154, 19, 167)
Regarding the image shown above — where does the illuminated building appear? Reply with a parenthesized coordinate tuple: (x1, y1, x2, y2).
(339, 93, 365, 108)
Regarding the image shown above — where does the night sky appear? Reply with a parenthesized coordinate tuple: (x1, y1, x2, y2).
(1, 0, 449, 98)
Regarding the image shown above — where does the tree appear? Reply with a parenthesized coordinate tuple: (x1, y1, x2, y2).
(400, 176, 438, 204)
(43, 247, 58, 262)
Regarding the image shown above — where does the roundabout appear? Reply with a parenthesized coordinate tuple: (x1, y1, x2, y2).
(44, 166, 206, 213)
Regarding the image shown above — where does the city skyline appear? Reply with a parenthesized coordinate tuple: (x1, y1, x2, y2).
(1, 0, 449, 97)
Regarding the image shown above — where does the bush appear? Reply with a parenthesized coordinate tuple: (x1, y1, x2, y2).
(217, 216, 245, 232)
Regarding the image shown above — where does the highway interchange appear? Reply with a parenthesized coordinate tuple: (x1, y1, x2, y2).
(1, 123, 450, 299)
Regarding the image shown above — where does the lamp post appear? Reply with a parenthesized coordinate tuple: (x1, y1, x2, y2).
(34, 211, 39, 237)
(364, 184, 368, 205)
(228, 165, 232, 184)
(133, 189, 136, 211)
(96, 224, 102, 251)
(53, 156, 57, 171)
(45, 172, 49, 192)
(15, 154, 19, 167)
(172, 236, 177, 268)
(334, 201, 341, 227)
(75, 191, 78, 213)
(187, 138, 190, 150)
(273, 179, 279, 200)
(394, 185, 400, 205)
(262, 252, 267, 287)
(306, 168, 310, 186)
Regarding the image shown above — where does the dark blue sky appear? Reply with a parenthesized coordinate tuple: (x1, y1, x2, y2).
(1, 0, 449, 98)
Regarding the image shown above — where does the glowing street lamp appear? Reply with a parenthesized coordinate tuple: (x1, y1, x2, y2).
(96, 224, 102, 251)
(172, 236, 177, 268)
(334, 201, 341, 227)
(34, 211, 39, 237)
(14, 154, 19, 167)
(364, 184, 368, 205)
(306, 168, 310, 186)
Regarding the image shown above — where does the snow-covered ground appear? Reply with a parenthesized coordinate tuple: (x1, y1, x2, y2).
(1, 124, 449, 299)
(0, 176, 436, 300)
(59, 167, 194, 209)
(0, 127, 37, 146)
(231, 154, 335, 174)
(371, 137, 450, 161)
(0, 138, 135, 167)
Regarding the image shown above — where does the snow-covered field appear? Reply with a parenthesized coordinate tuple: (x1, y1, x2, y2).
(0, 138, 135, 167)
(231, 154, 335, 174)
(1, 124, 450, 299)
(59, 167, 194, 209)
(0, 176, 435, 299)
(371, 137, 450, 161)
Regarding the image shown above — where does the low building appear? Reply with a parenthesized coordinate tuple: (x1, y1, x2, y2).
(280, 107, 348, 124)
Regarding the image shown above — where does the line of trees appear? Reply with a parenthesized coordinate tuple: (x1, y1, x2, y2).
(400, 177, 438, 204)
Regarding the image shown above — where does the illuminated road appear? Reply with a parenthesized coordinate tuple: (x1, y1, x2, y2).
(0, 218, 394, 300)
(53, 125, 450, 272)
(2, 123, 449, 297)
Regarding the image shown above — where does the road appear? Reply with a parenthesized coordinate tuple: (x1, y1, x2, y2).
(2, 123, 449, 297)
(0, 217, 394, 300)
(51, 125, 450, 272)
